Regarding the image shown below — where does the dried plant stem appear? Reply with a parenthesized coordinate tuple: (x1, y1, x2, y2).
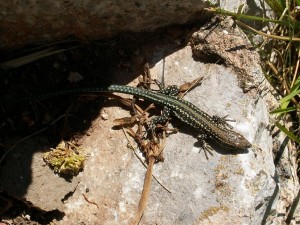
(130, 156, 155, 225)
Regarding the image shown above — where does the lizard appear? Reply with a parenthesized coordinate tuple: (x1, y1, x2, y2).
(22, 84, 251, 150)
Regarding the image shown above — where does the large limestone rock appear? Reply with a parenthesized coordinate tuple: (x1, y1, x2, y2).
(0, 0, 207, 48)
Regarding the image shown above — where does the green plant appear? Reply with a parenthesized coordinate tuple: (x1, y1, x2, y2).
(207, 1, 300, 159)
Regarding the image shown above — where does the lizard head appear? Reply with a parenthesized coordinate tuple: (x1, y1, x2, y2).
(224, 130, 252, 150)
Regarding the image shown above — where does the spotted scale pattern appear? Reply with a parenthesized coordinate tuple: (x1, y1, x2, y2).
(36, 84, 252, 150)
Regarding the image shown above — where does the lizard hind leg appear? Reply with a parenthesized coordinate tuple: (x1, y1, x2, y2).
(212, 115, 235, 129)
(153, 80, 180, 96)
(148, 107, 171, 131)
(159, 85, 180, 96)
(146, 107, 171, 142)
(197, 134, 214, 159)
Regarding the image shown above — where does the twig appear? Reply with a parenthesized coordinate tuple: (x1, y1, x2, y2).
(82, 193, 99, 208)
(130, 156, 155, 225)
(179, 76, 204, 99)
(121, 127, 171, 193)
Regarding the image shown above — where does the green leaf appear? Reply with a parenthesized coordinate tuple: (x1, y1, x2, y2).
(280, 89, 300, 103)
(290, 76, 300, 93)
(265, 0, 285, 15)
(275, 122, 300, 144)
(271, 106, 297, 114)
(279, 84, 300, 104)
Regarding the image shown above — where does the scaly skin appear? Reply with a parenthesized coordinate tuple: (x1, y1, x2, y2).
(29, 84, 251, 150)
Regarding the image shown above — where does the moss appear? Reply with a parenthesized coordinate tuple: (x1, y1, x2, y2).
(44, 141, 85, 176)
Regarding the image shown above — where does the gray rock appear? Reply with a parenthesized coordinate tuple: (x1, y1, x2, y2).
(58, 20, 276, 224)
(0, 0, 208, 48)
(0, 137, 80, 212)
(1, 1, 297, 223)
